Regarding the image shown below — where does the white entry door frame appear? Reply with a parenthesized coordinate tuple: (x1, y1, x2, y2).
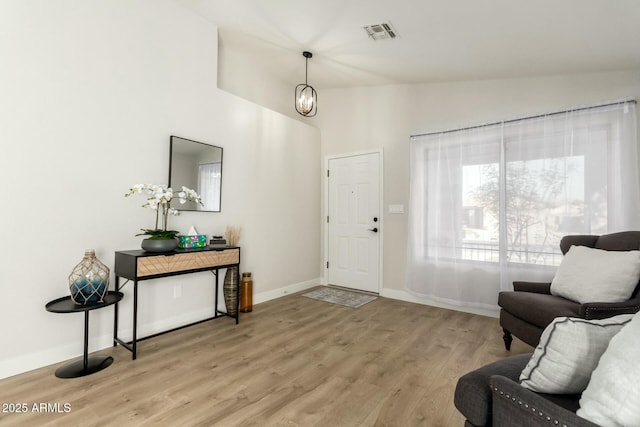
(324, 149, 383, 294)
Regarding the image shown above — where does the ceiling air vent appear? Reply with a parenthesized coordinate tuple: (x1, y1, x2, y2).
(363, 22, 397, 41)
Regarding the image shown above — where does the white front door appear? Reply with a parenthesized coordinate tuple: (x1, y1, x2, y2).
(328, 152, 381, 293)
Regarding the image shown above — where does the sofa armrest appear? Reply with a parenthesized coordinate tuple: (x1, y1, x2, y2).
(579, 298, 640, 319)
(512, 281, 551, 294)
(454, 354, 532, 427)
(489, 376, 598, 427)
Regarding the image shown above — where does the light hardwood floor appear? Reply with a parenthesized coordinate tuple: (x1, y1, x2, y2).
(0, 288, 531, 426)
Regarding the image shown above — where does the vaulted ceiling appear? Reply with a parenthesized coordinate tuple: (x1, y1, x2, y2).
(178, 0, 640, 89)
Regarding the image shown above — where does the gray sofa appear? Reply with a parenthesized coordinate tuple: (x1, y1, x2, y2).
(454, 354, 599, 427)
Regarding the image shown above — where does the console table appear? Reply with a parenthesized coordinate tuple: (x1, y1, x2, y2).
(45, 291, 123, 378)
(113, 246, 240, 359)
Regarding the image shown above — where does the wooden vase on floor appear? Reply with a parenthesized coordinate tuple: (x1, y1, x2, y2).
(223, 267, 239, 316)
(240, 272, 253, 312)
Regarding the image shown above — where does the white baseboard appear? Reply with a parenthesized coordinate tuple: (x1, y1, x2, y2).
(0, 277, 323, 380)
(0, 331, 116, 381)
(253, 277, 322, 305)
(380, 288, 499, 318)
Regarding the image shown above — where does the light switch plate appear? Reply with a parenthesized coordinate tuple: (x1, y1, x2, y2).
(389, 204, 404, 214)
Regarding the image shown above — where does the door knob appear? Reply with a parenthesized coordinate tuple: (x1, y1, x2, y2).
(368, 227, 378, 232)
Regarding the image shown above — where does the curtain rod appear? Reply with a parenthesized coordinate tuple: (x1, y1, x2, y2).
(411, 99, 637, 138)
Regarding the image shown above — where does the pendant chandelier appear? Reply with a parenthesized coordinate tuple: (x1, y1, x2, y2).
(294, 51, 317, 117)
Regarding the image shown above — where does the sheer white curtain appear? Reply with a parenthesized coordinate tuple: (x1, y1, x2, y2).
(198, 162, 221, 211)
(407, 102, 639, 310)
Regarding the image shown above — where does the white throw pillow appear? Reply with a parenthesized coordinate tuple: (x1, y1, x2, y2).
(519, 314, 633, 394)
(577, 312, 640, 427)
(550, 245, 640, 303)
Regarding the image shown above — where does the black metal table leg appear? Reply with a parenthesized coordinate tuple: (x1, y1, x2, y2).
(83, 311, 89, 369)
(214, 270, 219, 318)
(113, 276, 119, 347)
(133, 280, 138, 360)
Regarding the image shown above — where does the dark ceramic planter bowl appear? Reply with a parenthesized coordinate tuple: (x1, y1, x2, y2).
(141, 238, 178, 253)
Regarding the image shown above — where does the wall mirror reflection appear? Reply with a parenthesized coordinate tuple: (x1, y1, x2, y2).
(169, 135, 222, 212)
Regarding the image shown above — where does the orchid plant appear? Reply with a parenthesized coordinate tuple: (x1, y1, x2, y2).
(125, 184, 203, 239)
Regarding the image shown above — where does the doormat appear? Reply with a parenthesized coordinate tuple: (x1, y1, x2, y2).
(302, 287, 377, 308)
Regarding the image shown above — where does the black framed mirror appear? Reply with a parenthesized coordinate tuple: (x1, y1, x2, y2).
(168, 135, 223, 212)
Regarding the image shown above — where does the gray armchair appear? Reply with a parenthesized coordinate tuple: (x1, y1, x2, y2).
(499, 231, 640, 350)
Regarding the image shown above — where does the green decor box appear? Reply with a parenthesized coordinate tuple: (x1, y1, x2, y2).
(178, 235, 207, 249)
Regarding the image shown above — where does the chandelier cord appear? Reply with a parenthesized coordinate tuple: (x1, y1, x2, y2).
(305, 57, 309, 85)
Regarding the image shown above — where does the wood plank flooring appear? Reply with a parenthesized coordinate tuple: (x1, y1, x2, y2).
(0, 288, 531, 426)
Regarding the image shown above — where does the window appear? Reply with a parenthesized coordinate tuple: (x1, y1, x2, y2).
(198, 162, 221, 211)
(406, 101, 638, 308)
(461, 154, 589, 266)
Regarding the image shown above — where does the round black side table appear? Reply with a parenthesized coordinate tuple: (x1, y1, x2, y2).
(45, 291, 123, 378)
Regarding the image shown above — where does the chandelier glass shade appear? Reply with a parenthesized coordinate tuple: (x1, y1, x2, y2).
(295, 51, 317, 117)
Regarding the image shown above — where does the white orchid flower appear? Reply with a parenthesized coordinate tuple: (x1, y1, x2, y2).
(127, 183, 202, 231)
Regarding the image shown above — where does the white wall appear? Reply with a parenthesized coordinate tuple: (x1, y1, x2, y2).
(218, 36, 302, 123)
(0, 0, 321, 379)
(314, 70, 640, 316)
